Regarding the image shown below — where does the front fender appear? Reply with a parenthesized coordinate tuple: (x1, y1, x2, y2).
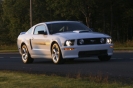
(50, 37, 66, 55)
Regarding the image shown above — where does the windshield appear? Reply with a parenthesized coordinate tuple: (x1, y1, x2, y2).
(47, 22, 92, 34)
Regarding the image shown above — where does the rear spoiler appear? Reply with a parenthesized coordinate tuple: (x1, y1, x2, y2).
(20, 32, 26, 35)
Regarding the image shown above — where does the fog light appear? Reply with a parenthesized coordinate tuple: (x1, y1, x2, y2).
(64, 48, 74, 50)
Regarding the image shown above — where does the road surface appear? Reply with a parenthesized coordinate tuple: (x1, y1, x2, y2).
(0, 52, 133, 82)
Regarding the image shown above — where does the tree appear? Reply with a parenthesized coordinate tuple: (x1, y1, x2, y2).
(32, 0, 51, 25)
(2, 0, 30, 42)
(46, 0, 96, 27)
(0, 0, 133, 43)
(121, 0, 133, 40)
(73, 0, 96, 27)
(0, 0, 9, 44)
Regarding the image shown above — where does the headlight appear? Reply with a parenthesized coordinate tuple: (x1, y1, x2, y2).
(106, 38, 112, 44)
(64, 40, 75, 46)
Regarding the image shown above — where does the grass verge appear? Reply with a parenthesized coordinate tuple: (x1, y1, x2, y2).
(0, 70, 132, 88)
(114, 41, 133, 50)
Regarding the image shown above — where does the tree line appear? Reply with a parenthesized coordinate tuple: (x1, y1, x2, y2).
(0, 0, 133, 44)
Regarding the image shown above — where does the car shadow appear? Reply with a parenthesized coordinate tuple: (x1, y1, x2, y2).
(33, 59, 53, 64)
(32, 57, 113, 64)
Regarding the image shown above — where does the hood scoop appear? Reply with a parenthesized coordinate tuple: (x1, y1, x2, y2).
(73, 30, 89, 33)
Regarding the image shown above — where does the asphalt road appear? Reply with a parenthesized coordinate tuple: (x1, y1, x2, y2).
(0, 52, 133, 81)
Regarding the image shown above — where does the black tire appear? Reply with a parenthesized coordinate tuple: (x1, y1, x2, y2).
(98, 55, 111, 61)
(21, 44, 34, 64)
(51, 43, 64, 64)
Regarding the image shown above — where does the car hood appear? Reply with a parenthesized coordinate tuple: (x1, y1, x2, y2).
(55, 32, 110, 39)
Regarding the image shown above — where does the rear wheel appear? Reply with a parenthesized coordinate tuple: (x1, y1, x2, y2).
(51, 43, 64, 64)
(21, 44, 34, 64)
(98, 55, 111, 61)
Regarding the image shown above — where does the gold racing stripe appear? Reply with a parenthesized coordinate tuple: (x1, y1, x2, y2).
(34, 42, 50, 45)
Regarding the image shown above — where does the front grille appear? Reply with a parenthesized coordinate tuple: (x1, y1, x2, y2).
(78, 50, 107, 57)
(77, 38, 106, 45)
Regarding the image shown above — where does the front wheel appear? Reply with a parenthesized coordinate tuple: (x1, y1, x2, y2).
(21, 44, 34, 64)
(98, 55, 111, 61)
(51, 43, 64, 64)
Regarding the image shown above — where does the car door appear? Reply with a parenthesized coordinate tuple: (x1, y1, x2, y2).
(31, 24, 51, 56)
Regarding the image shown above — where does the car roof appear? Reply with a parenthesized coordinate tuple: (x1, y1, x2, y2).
(44, 21, 81, 24)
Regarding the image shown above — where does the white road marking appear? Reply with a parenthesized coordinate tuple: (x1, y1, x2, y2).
(10, 57, 21, 58)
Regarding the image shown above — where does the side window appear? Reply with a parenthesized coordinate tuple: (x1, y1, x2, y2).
(34, 25, 46, 35)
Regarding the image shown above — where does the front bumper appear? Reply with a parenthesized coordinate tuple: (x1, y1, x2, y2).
(61, 44, 113, 59)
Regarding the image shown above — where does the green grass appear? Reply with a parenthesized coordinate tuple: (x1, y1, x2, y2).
(114, 40, 133, 50)
(0, 44, 18, 53)
(0, 71, 132, 88)
(0, 44, 18, 50)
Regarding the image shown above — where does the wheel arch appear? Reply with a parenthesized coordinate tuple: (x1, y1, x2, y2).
(50, 41, 63, 56)
(50, 41, 58, 54)
(20, 42, 31, 55)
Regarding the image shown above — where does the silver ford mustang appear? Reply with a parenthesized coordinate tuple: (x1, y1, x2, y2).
(17, 21, 113, 64)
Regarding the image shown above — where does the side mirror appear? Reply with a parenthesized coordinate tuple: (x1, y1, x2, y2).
(38, 30, 47, 35)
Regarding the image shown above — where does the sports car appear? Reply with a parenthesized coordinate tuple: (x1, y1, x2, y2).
(17, 21, 113, 64)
